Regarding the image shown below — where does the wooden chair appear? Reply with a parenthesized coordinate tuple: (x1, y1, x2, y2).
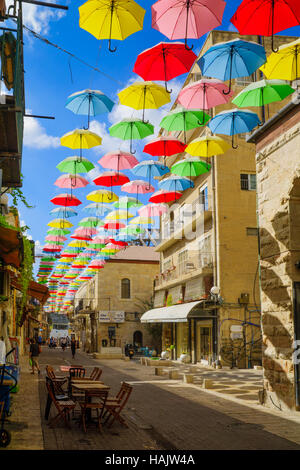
(68, 367, 86, 399)
(45, 377, 75, 428)
(79, 389, 108, 433)
(45, 365, 68, 395)
(90, 367, 102, 381)
(103, 382, 133, 428)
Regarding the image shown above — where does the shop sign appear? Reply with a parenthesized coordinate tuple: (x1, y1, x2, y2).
(98, 311, 125, 323)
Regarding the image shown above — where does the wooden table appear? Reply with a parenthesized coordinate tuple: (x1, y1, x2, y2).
(72, 383, 109, 391)
(60, 365, 83, 372)
(71, 379, 104, 384)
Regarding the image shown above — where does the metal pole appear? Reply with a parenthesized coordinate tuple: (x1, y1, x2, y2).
(19, 0, 68, 10)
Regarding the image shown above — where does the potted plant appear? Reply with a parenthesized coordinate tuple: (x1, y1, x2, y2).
(179, 351, 190, 363)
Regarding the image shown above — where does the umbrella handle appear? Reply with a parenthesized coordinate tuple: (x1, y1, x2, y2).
(184, 38, 194, 51)
(271, 35, 278, 53)
(108, 39, 117, 53)
(129, 140, 136, 154)
(232, 134, 238, 150)
(165, 81, 172, 94)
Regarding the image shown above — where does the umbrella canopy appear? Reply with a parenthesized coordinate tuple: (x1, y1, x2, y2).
(93, 171, 130, 187)
(45, 235, 67, 242)
(88, 259, 106, 268)
(71, 227, 97, 240)
(198, 39, 266, 92)
(68, 240, 90, 248)
(118, 81, 171, 122)
(47, 228, 71, 236)
(171, 158, 211, 178)
(60, 128, 102, 150)
(54, 173, 89, 189)
(208, 108, 261, 149)
(158, 174, 194, 192)
(83, 203, 112, 216)
(50, 194, 82, 207)
(159, 107, 210, 143)
(103, 221, 126, 230)
(65, 89, 114, 127)
(99, 150, 139, 172)
(105, 210, 134, 220)
(149, 189, 183, 203)
(177, 78, 233, 115)
(131, 160, 169, 187)
(133, 42, 197, 92)
(79, 0, 146, 52)
(138, 203, 168, 217)
(48, 219, 73, 229)
(185, 135, 230, 157)
(121, 180, 155, 198)
(113, 196, 142, 209)
(231, 0, 300, 53)
(260, 38, 300, 81)
(57, 156, 95, 173)
(143, 136, 187, 166)
(109, 118, 154, 154)
(78, 217, 104, 228)
(152, 0, 226, 49)
(49, 207, 78, 218)
(120, 224, 145, 235)
(129, 216, 155, 225)
(87, 189, 119, 203)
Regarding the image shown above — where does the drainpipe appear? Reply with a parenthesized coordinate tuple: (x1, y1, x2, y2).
(211, 154, 220, 360)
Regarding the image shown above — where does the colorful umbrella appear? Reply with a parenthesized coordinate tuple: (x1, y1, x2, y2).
(78, 217, 104, 228)
(131, 160, 169, 189)
(177, 78, 233, 120)
(149, 189, 183, 203)
(198, 39, 266, 93)
(45, 235, 67, 242)
(83, 203, 112, 217)
(185, 135, 230, 157)
(143, 136, 187, 166)
(231, 0, 300, 53)
(65, 89, 114, 127)
(79, 0, 146, 52)
(93, 171, 130, 187)
(54, 173, 89, 189)
(170, 157, 210, 179)
(120, 224, 145, 235)
(121, 180, 154, 201)
(208, 108, 261, 149)
(60, 128, 102, 160)
(158, 174, 194, 192)
(118, 81, 171, 122)
(105, 210, 134, 220)
(129, 216, 155, 225)
(71, 227, 97, 240)
(109, 118, 154, 154)
(49, 207, 78, 218)
(48, 219, 73, 229)
(87, 189, 119, 203)
(260, 38, 300, 81)
(50, 194, 82, 207)
(133, 41, 197, 92)
(47, 228, 71, 236)
(113, 196, 142, 209)
(159, 107, 210, 143)
(138, 203, 168, 217)
(98, 150, 139, 173)
(151, 0, 226, 50)
(103, 221, 126, 230)
(57, 156, 95, 173)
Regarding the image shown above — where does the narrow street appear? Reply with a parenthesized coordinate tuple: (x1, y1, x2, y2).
(5, 346, 300, 451)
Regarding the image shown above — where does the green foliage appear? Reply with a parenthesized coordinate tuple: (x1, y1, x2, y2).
(10, 174, 34, 211)
(17, 236, 34, 325)
(0, 213, 18, 231)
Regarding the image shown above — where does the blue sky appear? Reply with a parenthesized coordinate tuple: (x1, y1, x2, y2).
(5, 0, 300, 274)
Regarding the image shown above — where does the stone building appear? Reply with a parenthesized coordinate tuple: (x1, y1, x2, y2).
(248, 99, 300, 412)
(141, 30, 296, 367)
(73, 246, 159, 357)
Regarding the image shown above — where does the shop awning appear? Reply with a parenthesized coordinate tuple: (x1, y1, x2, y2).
(141, 300, 211, 323)
(11, 277, 49, 304)
(0, 225, 22, 268)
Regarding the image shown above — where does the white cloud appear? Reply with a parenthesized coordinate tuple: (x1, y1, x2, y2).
(23, 114, 60, 149)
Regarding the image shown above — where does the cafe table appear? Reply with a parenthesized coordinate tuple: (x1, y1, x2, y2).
(71, 382, 110, 424)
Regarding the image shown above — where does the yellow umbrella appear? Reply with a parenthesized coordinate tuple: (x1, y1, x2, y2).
(60, 128, 102, 150)
(59, 258, 73, 263)
(129, 216, 154, 225)
(79, 0, 146, 52)
(185, 136, 230, 158)
(105, 210, 134, 220)
(87, 189, 118, 203)
(260, 38, 300, 81)
(48, 218, 73, 229)
(68, 240, 90, 248)
(118, 81, 171, 121)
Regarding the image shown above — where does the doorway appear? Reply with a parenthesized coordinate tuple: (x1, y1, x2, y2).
(133, 330, 143, 347)
(196, 320, 213, 365)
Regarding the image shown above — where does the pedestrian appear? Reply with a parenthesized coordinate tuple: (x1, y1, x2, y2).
(29, 338, 41, 375)
(71, 338, 76, 360)
(61, 337, 67, 352)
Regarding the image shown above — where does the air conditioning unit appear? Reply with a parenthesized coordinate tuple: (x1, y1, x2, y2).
(238, 293, 249, 304)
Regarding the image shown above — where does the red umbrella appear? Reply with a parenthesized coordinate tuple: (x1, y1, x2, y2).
(93, 171, 130, 187)
(149, 189, 183, 203)
(104, 222, 126, 230)
(231, 0, 300, 52)
(133, 42, 197, 92)
(143, 137, 187, 166)
(109, 238, 128, 247)
(50, 193, 82, 207)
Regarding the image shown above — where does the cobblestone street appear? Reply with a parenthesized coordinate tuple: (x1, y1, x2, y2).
(3, 346, 300, 451)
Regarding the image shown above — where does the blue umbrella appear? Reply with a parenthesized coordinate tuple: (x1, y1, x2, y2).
(208, 108, 261, 149)
(49, 207, 78, 218)
(198, 39, 266, 93)
(158, 174, 194, 192)
(131, 160, 170, 189)
(65, 89, 114, 128)
(83, 203, 112, 217)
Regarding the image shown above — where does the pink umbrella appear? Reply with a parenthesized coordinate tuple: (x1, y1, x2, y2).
(45, 235, 68, 242)
(71, 227, 97, 240)
(152, 0, 226, 49)
(177, 78, 233, 122)
(88, 259, 106, 268)
(121, 180, 154, 201)
(138, 203, 168, 217)
(90, 236, 110, 245)
(98, 151, 139, 172)
(54, 173, 89, 189)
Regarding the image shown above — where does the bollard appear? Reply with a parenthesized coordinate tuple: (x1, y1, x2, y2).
(202, 379, 214, 389)
(183, 374, 194, 384)
(155, 367, 164, 376)
(168, 369, 179, 379)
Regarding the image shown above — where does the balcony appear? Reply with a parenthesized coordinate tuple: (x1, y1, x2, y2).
(0, 8, 25, 187)
(154, 251, 214, 289)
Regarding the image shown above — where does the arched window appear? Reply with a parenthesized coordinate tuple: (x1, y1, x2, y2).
(121, 278, 130, 299)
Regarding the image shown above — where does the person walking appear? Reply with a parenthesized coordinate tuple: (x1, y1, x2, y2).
(29, 338, 41, 375)
(71, 338, 76, 360)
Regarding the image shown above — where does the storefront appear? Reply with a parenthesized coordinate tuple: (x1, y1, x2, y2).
(141, 300, 218, 364)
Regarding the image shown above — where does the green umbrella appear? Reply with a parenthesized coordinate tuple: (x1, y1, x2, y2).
(232, 79, 294, 122)
(160, 107, 211, 144)
(120, 224, 145, 235)
(171, 157, 211, 180)
(113, 196, 142, 209)
(56, 156, 95, 173)
(78, 217, 105, 228)
(47, 228, 71, 236)
(109, 118, 154, 154)
(41, 256, 56, 262)
(44, 240, 64, 246)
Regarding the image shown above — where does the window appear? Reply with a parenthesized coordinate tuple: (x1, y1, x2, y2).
(121, 278, 130, 299)
(240, 174, 256, 191)
(199, 185, 209, 210)
(198, 235, 213, 268)
(246, 227, 258, 236)
(178, 250, 188, 275)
